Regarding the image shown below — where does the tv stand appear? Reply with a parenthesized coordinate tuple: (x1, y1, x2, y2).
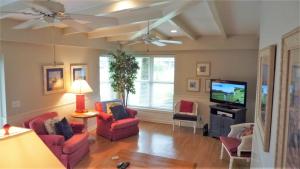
(209, 104, 246, 137)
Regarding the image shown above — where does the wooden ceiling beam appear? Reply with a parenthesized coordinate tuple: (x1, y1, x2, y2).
(128, 0, 199, 41)
(206, 0, 227, 38)
(169, 15, 199, 40)
(88, 22, 147, 39)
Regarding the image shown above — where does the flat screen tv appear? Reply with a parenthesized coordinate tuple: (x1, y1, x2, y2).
(210, 79, 247, 107)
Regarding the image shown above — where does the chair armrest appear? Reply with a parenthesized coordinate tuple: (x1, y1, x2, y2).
(70, 122, 85, 133)
(39, 135, 65, 146)
(237, 135, 253, 156)
(228, 123, 254, 137)
(126, 108, 137, 117)
(98, 111, 113, 121)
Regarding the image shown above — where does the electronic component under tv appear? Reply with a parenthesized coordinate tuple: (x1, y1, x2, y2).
(210, 79, 247, 107)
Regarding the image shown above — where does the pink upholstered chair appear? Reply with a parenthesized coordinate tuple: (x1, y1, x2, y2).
(219, 123, 254, 169)
(23, 112, 89, 169)
(95, 100, 139, 141)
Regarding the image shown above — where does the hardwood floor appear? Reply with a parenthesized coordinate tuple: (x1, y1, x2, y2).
(75, 121, 250, 169)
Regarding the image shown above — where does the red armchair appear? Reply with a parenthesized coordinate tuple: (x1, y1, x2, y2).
(23, 112, 89, 169)
(95, 100, 139, 141)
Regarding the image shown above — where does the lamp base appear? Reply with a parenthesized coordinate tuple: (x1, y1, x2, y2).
(75, 94, 87, 113)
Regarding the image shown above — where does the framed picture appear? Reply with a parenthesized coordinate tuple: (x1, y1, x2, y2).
(43, 65, 65, 95)
(196, 62, 210, 76)
(205, 79, 211, 92)
(187, 79, 200, 92)
(276, 27, 300, 168)
(256, 45, 276, 152)
(70, 64, 88, 83)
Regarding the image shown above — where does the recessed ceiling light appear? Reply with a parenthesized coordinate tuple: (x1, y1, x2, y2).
(170, 29, 177, 33)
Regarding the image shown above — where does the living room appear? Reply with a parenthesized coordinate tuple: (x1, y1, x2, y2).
(0, 0, 299, 169)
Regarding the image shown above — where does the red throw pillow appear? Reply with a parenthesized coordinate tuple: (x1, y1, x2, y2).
(179, 100, 194, 113)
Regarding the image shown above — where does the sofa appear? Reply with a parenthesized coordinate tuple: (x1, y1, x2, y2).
(23, 112, 89, 169)
(95, 100, 139, 141)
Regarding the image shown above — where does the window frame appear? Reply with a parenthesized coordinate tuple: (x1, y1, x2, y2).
(0, 54, 7, 126)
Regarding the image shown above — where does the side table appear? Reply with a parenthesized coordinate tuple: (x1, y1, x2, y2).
(71, 111, 98, 142)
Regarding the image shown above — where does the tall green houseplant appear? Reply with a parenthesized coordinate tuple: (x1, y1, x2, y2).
(109, 49, 139, 107)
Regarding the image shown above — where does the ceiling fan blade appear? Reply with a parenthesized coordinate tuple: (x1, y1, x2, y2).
(13, 18, 42, 29)
(158, 39, 182, 45)
(151, 41, 166, 47)
(61, 19, 92, 32)
(67, 14, 118, 27)
(0, 1, 31, 12)
(126, 41, 143, 46)
(31, 0, 65, 13)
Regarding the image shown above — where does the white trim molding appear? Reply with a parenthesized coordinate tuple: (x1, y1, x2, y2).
(0, 54, 7, 126)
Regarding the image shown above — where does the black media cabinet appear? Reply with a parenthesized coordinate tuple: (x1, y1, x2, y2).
(209, 104, 246, 137)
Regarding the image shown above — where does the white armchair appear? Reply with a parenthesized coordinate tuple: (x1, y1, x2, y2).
(220, 123, 254, 169)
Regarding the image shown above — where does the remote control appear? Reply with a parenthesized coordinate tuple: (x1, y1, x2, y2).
(116, 162, 124, 168)
(120, 162, 130, 169)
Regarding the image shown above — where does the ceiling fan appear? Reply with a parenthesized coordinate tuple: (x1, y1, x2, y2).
(127, 21, 183, 47)
(0, 0, 117, 31)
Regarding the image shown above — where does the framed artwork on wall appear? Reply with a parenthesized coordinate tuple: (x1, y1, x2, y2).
(70, 64, 88, 83)
(187, 78, 200, 92)
(43, 65, 65, 95)
(276, 27, 300, 168)
(256, 44, 276, 152)
(205, 79, 211, 92)
(196, 62, 210, 76)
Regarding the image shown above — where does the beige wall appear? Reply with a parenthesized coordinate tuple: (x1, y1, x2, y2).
(1, 41, 102, 128)
(251, 1, 300, 168)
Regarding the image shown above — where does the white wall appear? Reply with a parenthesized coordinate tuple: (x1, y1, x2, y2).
(251, 1, 300, 168)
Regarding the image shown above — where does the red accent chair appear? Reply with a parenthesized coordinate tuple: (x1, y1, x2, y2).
(23, 112, 89, 169)
(95, 100, 139, 141)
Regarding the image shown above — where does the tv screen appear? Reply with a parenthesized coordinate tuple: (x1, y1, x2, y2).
(210, 80, 247, 107)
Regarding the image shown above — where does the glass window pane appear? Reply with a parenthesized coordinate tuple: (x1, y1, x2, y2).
(151, 83, 174, 110)
(128, 82, 150, 107)
(100, 82, 116, 101)
(153, 57, 175, 82)
(99, 56, 110, 82)
(136, 57, 150, 81)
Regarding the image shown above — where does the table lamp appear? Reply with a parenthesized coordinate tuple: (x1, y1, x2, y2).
(0, 126, 65, 168)
(71, 79, 93, 113)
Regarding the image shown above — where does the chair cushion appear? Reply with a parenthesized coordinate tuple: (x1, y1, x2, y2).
(101, 99, 122, 113)
(63, 132, 89, 154)
(111, 118, 139, 130)
(111, 105, 129, 120)
(106, 102, 122, 115)
(179, 100, 194, 113)
(55, 117, 74, 140)
(29, 118, 49, 135)
(220, 136, 241, 154)
(173, 113, 197, 121)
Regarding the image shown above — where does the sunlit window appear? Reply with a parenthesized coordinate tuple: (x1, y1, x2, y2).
(99, 55, 175, 111)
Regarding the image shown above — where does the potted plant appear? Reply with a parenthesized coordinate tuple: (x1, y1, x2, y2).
(109, 49, 139, 107)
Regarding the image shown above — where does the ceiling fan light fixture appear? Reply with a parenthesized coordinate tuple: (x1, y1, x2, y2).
(170, 29, 177, 33)
(113, 0, 136, 12)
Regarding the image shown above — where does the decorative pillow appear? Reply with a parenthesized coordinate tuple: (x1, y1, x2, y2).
(179, 100, 194, 113)
(106, 102, 121, 114)
(54, 117, 74, 140)
(237, 125, 254, 139)
(44, 118, 60, 135)
(110, 105, 129, 120)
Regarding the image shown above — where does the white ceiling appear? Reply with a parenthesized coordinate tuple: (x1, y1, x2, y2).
(0, 0, 260, 43)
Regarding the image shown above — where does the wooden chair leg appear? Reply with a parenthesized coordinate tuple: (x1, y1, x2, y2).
(220, 144, 224, 160)
(229, 157, 234, 169)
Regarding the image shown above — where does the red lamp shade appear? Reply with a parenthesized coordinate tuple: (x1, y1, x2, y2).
(70, 80, 93, 113)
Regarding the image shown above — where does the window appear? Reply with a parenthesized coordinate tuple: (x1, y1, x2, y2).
(99, 56, 116, 101)
(99, 56, 175, 111)
(0, 54, 6, 126)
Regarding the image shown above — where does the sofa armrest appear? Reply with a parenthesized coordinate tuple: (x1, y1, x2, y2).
(98, 111, 113, 121)
(237, 135, 253, 156)
(126, 108, 138, 117)
(39, 134, 65, 146)
(70, 122, 85, 133)
(228, 123, 254, 138)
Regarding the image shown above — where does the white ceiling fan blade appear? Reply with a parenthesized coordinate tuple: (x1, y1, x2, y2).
(61, 19, 92, 32)
(0, 1, 31, 12)
(31, 0, 65, 13)
(151, 41, 166, 47)
(158, 39, 182, 45)
(13, 18, 42, 29)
